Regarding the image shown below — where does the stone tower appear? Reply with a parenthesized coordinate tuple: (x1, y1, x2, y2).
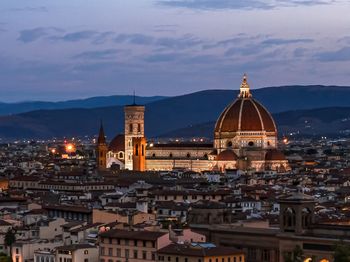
(96, 122, 108, 170)
(278, 187, 315, 235)
(124, 104, 145, 170)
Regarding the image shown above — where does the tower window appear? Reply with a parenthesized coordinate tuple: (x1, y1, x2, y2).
(142, 145, 144, 156)
(138, 123, 141, 133)
(135, 144, 139, 156)
(129, 123, 133, 133)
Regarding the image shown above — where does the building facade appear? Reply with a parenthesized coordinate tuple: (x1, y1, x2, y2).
(101, 75, 289, 172)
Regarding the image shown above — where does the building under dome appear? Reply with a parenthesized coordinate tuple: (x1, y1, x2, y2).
(97, 75, 290, 172)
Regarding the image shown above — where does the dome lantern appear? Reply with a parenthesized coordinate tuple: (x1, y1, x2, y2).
(238, 74, 252, 98)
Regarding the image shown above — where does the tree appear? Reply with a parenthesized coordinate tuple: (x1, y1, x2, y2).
(334, 242, 350, 262)
(283, 245, 304, 262)
(4, 228, 16, 261)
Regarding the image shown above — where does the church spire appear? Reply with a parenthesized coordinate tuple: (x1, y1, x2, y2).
(238, 74, 252, 98)
(97, 121, 106, 144)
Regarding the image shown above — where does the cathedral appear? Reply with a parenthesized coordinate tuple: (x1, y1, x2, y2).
(96, 75, 289, 172)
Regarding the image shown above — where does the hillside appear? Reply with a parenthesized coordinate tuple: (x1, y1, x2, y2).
(0, 86, 350, 140)
(0, 95, 166, 115)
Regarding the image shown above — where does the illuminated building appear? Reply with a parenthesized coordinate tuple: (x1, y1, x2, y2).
(101, 75, 289, 172)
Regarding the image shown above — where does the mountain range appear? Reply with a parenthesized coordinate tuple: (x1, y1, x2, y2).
(0, 95, 166, 115)
(0, 85, 350, 140)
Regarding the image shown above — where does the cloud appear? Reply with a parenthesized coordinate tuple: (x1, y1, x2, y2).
(157, 0, 273, 10)
(260, 38, 313, 45)
(315, 46, 350, 62)
(157, 0, 335, 10)
(114, 34, 154, 45)
(17, 27, 61, 43)
(10, 6, 48, 12)
(58, 31, 98, 42)
(144, 53, 185, 63)
(72, 49, 127, 60)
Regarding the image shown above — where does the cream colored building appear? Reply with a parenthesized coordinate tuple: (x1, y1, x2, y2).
(103, 75, 289, 173)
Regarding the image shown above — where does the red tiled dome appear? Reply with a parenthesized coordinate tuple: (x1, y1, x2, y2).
(109, 134, 125, 152)
(265, 149, 286, 161)
(217, 150, 238, 161)
(214, 98, 276, 133)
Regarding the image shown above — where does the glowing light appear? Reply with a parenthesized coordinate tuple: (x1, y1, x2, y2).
(51, 149, 56, 154)
(283, 138, 288, 144)
(65, 143, 75, 153)
(149, 143, 154, 147)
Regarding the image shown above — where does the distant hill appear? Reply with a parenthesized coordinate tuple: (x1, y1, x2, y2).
(0, 95, 166, 115)
(158, 107, 350, 138)
(0, 86, 350, 140)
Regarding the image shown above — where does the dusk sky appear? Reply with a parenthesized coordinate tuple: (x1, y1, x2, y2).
(1, 0, 350, 102)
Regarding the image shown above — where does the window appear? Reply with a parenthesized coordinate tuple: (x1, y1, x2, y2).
(248, 141, 254, 146)
(117, 239, 121, 245)
(109, 238, 112, 244)
(143, 251, 147, 260)
(129, 124, 133, 133)
(100, 247, 105, 256)
(16, 248, 19, 254)
(152, 241, 156, 248)
(84, 250, 89, 255)
(116, 248, 121, 257)
(176, 258, 179, 262)
(125, 249, 129, 258)
(143, 240, 147, 247)
(152, 253, 155, 261)
(187, 153, 191, 158)
(198, 259, 202, 262)
(222, 258, 225, 262)
(108, 248, 113, 256)
(138, 124, 141, 133)
(168, 256, 171, 261)
(134, 250, 138, 259)
(185, 259, 188, 262)
(134, 240, 138, 246)
(84, 259, 88, 262)
(125, 240, 129, 246)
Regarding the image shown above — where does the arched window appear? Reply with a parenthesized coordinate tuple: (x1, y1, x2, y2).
(283, 207, 296, 230)
(119, 152, 123, 159)
(152, 153, 156, 158)
(302, 208, 311, 228)
(248, 141, 254, 146)
(142, 144, 144, 156)
(187, 153, 191, 158)
(138, 123, 141, 133)
(227, 141, 233, 148)
(129, 123, 133, 133)
(169, 153, 173, 158)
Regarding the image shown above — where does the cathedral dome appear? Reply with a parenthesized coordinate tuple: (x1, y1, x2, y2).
(109, 134, 125, 152)
(214, 75, 276, 134)
(217, 149, 238, 161)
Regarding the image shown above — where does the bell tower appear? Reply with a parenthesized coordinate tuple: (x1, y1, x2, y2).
(124, 103, 145, 170)
(278, 186, 315, 235)
(96, 122, 108, 170)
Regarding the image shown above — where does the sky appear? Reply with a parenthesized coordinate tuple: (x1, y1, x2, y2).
(1, 0, 350, 102)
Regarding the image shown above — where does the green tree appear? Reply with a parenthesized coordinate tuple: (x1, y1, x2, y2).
(334, 242, 350, 262)
(283, 245, 304, 262)
(4, 228, 16, 261)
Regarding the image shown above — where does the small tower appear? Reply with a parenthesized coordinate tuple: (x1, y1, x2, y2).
(124, 100, 145, 170)
(238, 74, 252, 98)
(278, 186, 315, 235)
(96, 122, 108, 170)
